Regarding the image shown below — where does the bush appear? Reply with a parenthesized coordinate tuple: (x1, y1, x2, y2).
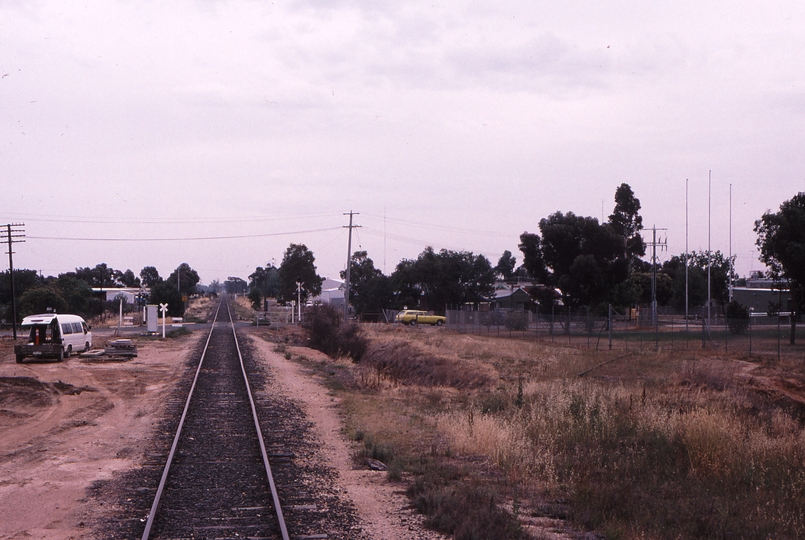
(165, 327, 192, 338)
(18, 287, 68, 317)
(336, 321, 368, 362)
(303, 304, 342, 350)
(247, 288, 263, 310)
(726, 300, 749, 335)
(407, 474, 529, 540)
(504, 311, 528, 331)
(301, 304, 367, 362)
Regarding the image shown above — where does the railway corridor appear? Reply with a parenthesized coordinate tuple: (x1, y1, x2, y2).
(143, 302, 288, 539)
(146, 309, 281, 538)
(132, 298, 364, 539)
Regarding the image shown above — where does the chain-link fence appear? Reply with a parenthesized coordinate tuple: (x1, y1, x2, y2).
(442, 305, 805, 359)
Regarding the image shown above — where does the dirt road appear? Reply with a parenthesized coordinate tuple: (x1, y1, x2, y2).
(0, 333, 193, 539)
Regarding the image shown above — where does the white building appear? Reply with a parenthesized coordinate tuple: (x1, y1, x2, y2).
(92, 287, 146, 304)
(312, 278, 345, 307)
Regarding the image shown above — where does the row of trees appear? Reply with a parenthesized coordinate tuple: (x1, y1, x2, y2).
(245, 242, 499, 316)
(0, 262, 203, 321)
(5, 186, 802, 332)
(240, 184, 749, 319)
(247, 244, 324, 310)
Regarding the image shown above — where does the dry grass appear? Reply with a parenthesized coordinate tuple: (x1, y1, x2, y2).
(290, 323, 805, 539)
(183, 296, 215, 321)
(362, 338, 495, 389)
(230, 294, 255, 320)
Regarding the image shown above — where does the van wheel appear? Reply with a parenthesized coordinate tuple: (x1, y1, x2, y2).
(65, 345, 72, 358)
(57, 350, 64, 362)
(84, 342, 90, 352)
(16, 354, 24, 364)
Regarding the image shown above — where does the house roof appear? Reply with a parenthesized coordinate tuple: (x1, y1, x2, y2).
(320, 278, 344, 291)
(492, 287, 531, 300)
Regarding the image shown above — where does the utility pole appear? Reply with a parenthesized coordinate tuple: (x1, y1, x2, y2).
(685, 179, 689, 334)
(4, 223, 25, 340)
(707, 171, 713, 334)
(729, 183, 733, 302)
(343, 211, 360, 321)
(645, 225, 668, 328)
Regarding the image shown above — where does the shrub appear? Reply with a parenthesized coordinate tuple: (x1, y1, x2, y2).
(726, 300, 749, 334)
(407, 474, 529, 540)
(301, 304, 367, 362)
(165, 327, 192, 338)
(303, 304, 341, 350)
(336, 321, 367, 362)
(504, 311, 528, 331)
(247, 288, 263, 310)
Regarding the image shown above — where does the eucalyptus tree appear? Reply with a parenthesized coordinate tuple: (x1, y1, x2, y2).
(755, 192, 805, 343)
(277, 244, 323, 305)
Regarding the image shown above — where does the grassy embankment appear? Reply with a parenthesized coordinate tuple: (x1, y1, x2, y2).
(264, 320, 805, 540)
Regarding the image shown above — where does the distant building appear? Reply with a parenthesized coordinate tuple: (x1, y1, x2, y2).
(732, 282, 792, 314)
(311, 278, 345, 308)
(92, 287, 147, 304)
(489, 281, 535, 310)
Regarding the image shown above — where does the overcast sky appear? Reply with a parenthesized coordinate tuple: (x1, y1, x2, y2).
(2, 1, 804, 286)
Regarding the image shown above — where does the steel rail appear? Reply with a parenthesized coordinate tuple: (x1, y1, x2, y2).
(225, 299, 290, 540)
(141, 300, 222, 540)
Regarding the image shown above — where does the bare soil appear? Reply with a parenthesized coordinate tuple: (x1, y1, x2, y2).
(0, 326, 444, 539)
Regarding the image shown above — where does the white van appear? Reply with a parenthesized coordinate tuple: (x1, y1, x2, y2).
(15, 313, 92, 362)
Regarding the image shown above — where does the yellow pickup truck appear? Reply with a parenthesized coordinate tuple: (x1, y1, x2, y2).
(395, 310, 446, 326)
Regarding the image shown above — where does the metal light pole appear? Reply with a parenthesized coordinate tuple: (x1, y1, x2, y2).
(685, 179, 689, 335)
(707, 170, 712, 332)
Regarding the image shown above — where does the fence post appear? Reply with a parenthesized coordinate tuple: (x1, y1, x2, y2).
(655, 305, 659, 350)
(608, 304, 612, 350)
(567, 305, 571, 344)
(670, 314, 674, 349)
(535, 307, 539, 340)
(551, 304, 555, 342)
(747, 310, 751, 356)
(778, 313, 782, 362)
(702, 307, 706, 349)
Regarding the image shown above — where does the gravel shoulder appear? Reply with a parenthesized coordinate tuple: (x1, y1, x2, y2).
(247, 332, 447, 540)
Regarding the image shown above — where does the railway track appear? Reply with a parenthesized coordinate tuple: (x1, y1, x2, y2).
(141, 298, 288, 539)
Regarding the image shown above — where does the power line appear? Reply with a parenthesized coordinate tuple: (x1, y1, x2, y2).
(361, 212, 509, 238)
(2, 211, 342, 225)
(27, 227, 342, 242)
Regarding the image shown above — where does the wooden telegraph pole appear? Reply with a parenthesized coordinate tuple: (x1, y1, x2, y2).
(343, 211, 360, 322)
(4, 223, 25, 340)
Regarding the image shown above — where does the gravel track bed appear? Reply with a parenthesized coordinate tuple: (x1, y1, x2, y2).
(146, 321, 281, 538)
(89, 302, 364, 539)
(239, 335, 366, 540)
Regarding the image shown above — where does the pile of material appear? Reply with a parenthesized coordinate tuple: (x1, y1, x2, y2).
(104, 339, 138, 358)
